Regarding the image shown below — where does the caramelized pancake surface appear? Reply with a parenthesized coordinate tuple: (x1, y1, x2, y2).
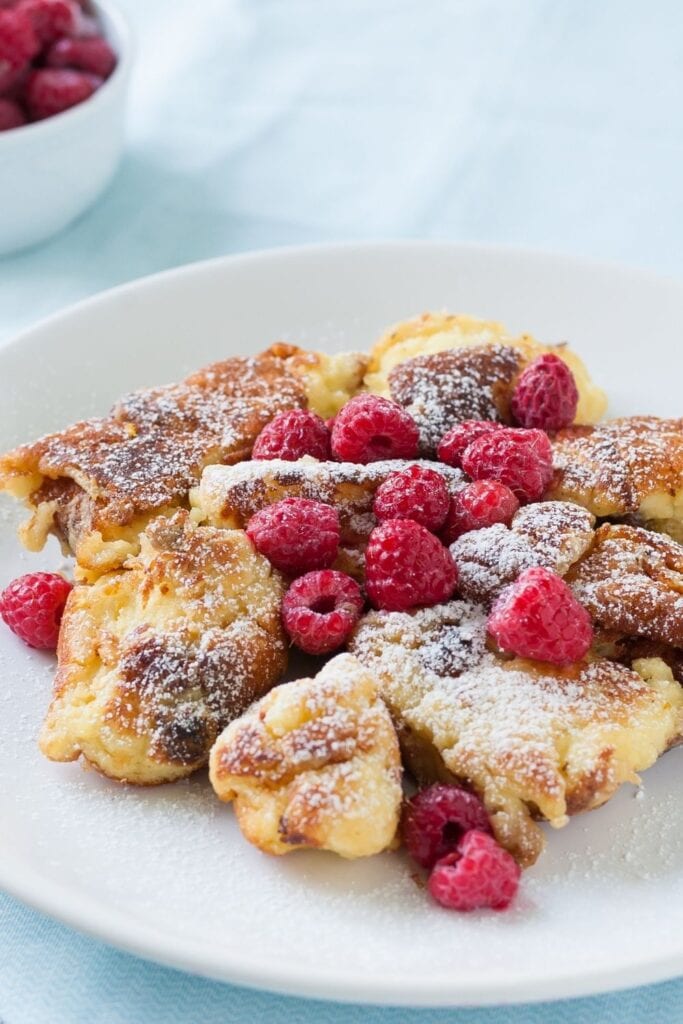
(210, 654, 402, 858)
(568, 523, 683, 648)
(40, 510, 287, 785)
(0, 353, 306, 575)
(386, 344, 524, 454)
(193, 457, 466, 578)
(451, 501, 596, 605)
(549, 416, 683, 527)
(351, 600, 683, 866)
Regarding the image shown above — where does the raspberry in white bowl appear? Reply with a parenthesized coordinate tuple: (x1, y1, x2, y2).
(0, 0, 131, 254)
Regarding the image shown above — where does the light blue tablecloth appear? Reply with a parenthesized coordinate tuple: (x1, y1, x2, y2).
(2, 1, 683, 1020)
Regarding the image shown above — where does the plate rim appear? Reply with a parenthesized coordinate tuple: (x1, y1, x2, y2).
(2, 240, 683, 1006)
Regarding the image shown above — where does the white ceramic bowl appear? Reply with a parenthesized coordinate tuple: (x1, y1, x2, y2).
(0, 0, 132, 256)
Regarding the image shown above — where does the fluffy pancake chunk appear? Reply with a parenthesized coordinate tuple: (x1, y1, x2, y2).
(40, 510, 287, 785)
(568, 523, 683, 648)
(364, 313, 607, 439)
(265, 343, 369, 418)
(193, 458, 465, 579)
(209, 654, 402, 858)
(451, 501, 596, 605)
(548, 417, 683, 531)
(350, 600, 683, 866)
(0, 353, 306, 576)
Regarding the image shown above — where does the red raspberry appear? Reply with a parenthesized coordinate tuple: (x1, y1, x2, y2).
(252, 409, 331, 462)
(0, 60, 29, 96)
(0, 571, 73, 650)
(0, 95, 25, 129)
(441, 480, 519, 544)
(45, 35, 116, 78)
(461, 427, 553, 503)
(487, 566, 593, 665)
(511, 354, 579, 431)
(331, 395, 419, 464)
(373, 465, 450, 533)
(325, 416, 336, 431)
(24, 67, 101, 120)
(437, 420, 504, 469)
(281, 569, 364, 654)
(365, 519, 458, 611)
(18, 0, 80, 44)
(402, 783, 492, 869)
(0, 8, 39, 68)
(246, 498, 340, 576)
(428, 830, 521, 912)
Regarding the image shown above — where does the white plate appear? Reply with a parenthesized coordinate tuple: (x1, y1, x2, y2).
(1, 242, 682, 1007)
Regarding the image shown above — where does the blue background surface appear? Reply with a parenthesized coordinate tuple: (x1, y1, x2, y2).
(2, 1, 683, 1020)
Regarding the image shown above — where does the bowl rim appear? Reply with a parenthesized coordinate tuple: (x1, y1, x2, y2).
(0, 0, 132, 144)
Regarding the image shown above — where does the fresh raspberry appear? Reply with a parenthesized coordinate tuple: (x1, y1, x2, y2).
(331, 395, 419, 464)
(252, 409, 331, 462)
(0, 59, 29, 96)
(441, 480, 519, 544)
(0, 8, 39, 69)
(402, 783, 492, 869)
(437, 420, 504, 469)
(461, 427, 553, 503)
(325, 416, 336, 432)
(428, 830, 521, 912)
(487, 566, 593, 665)
(281, 570, 364, 654)
(24, 67, 100, 119)
(0, 95, 25, 129)
(45, 35, 116, 78)
(365, 519, 458, 611)
(19, 0, 81, 44)
(0, 572, 72, 650)
(511, 354, 579, 431)
(373, 465, 450, 533)
(246, 498, 340, 576)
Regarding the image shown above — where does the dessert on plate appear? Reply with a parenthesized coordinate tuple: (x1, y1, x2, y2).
(2, 309, 683, 914)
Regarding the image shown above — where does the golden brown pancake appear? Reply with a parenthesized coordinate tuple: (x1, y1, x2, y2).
(209, 654, 402, 858)
(350, 600, 683, 866)
(548, 417, 683, 533)
(567, 522, 683, 648)
(451, 501, 596, 605)
(0, 353, 306, 576)
(364, 313, 607, 439)
(385, 344, 524, 454)
(193, 457, 466, 579)
(40, 510, 287, 785)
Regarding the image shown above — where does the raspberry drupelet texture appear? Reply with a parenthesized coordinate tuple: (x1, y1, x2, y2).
(19, 0, 81, 44)
(252, 409, 331, 462)
(365, 519, 458, 611)
(331, 394, 419, 463)
(246, 497, 340, 576)
(461, 427, 554, 503)
(441, 480, 519, 544)
(0, 7, 39, 67)
(0, 571, 73, 649)
(24, 67, 100, 119)
(281, 570, 364, 654)
(487, 566, 593, 665)
(45, 35, 117, 78)
(373, 465, 450, 533)
(428, 830, 521, 911)
(437, 420, 504, 469)
(511, 354, 579, 431)
(0, 95, 25, 128)
(402, 783, 492, 869)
